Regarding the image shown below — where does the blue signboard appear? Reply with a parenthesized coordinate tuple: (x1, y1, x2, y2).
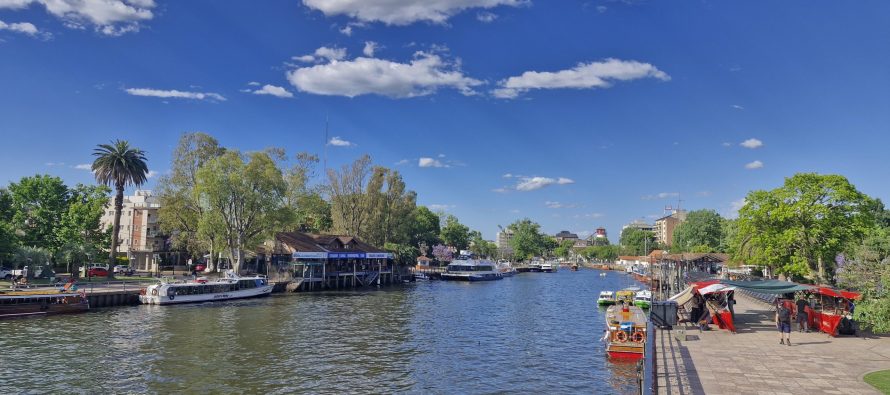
(328, 253, 366, 259)
(293, 252, 328, 259)
(366, 253, 393, 259)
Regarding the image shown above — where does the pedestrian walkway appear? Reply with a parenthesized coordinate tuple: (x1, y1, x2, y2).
(656, 293, 890, 394)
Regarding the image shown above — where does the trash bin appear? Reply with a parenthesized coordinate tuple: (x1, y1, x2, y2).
(651, 301, 678, 328)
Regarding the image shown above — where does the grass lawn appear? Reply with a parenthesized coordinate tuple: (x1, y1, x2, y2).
(865, 370, 890, 394)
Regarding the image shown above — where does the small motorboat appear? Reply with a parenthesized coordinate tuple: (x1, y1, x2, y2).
(604, 304, 647, 359)
(634, 290, 652, 309)
(597, 291, 616, 306)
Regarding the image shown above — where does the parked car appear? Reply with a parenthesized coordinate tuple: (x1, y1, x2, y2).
(88, 267, 109, 277)
(1, 267, 12, 280)
(113, 265, 135, 275)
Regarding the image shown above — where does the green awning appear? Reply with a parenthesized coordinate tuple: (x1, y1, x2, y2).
(721, 279, 814, 294)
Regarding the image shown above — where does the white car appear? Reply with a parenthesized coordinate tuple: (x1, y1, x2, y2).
(113, 265, 135, 275)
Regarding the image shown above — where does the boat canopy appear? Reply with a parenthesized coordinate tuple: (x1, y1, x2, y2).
(721, 279, 815, 294)
(697, 284, 736, 296)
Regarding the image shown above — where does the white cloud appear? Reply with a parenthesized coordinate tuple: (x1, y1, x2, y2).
(428, 204, 455, 211)
(302, 0, 526, 25)
(545, 201, 577, 209)
(249, 84, 294, 98)
(574, 213, 604, 219)
(493, 58, 670, 99)
(419, 157, 447, 168)
(338, 24, 352, 36)
(146, 170, 158, 178)
(596, 5, 607, 13)
(492, 187, 510, 193)
(74, 163, 91, 170)
(727, 198, 746, 218)
(0, 0, 156, 36)
(362, 41, 379, 57)
(286, 50, 482, 98)
(740, 138, 763, 149)
(437, 153, 446, 158)
(328, 136, 355, 147)
(515, 176, 574, 191)
(476, 11, 496, 22)
(395, 159, 409, 165)
(642, 192, 679, 200)
(509, 209, 520, 214)
(0, 19, 39, 35)
(731, 104, 745, 110)
(125, 88, 226, 101)
(246, 81, 261, 86)
(293, 54, 316, 63)
(502, 173, 513, 178)
(745, 160, 764, 169)
(696, 190, 712, 197)
(722, 142, 732, 147)
(44, 161, 65, 167)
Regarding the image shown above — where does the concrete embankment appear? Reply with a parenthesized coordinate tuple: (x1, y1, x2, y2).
(654, 293, 890, 394)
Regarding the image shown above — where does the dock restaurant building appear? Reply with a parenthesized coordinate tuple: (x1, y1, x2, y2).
(268, 232, 396, 291)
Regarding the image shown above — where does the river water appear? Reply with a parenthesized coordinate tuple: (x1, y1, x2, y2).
(0, 269, 643, 394)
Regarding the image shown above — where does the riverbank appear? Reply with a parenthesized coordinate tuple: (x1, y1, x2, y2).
(655, 293, 890, 394)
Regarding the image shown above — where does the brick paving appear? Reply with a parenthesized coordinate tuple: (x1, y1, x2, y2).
(656, 293, 890, 394)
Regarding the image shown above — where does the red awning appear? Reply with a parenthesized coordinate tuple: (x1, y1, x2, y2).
(809, 286, 861, 300)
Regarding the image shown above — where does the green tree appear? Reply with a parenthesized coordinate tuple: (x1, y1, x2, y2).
(440, 214, 470, 252)
(92, 140, 149, 278)
(328, 155, 373, 238)
(554, 239, 575, 259)
(837, 227, 890, 332)
(384, 242, 419, 267)
(409, 206, 440, 249)
(196, 150, 288, 273)
(507, 219, 548, 261)
(673, 209, 724, 253)
(468, 230, 497, 258)
(282, 152, 332, 233)
(157, 132, 225, 265)
(8, 175, 70, 255)
(365, 167, 416, 247)
(0, 188, 18, 265)
(733, 173, 878, 281)
(620, 227, 656, 256)
(54, 184, 111, 273)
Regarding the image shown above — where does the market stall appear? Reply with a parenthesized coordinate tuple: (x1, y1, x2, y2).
(805, 286, 860, 337)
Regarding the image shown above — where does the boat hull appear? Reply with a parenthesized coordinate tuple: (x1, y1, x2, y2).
(634, 301, 651, 309)
(442, 273, 503, 281)
(607, 344, 645, 360)
(597, 300, 616, 306)
(139, 285, 273, 305)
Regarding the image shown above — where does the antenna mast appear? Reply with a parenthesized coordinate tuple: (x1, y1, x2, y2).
(323, 115, 329, 173)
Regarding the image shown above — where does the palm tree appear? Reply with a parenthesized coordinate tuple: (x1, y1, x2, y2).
(92, 140, 149, 279)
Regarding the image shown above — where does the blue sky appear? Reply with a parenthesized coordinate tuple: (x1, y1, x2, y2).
(1, 1, 889, 240)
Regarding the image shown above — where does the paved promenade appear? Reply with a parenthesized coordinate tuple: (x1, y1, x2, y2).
(656, 293, 890, 395)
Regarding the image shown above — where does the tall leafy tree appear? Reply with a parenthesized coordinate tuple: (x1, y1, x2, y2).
(196, 150, 288, 272)
(507, 218, 548, 261)
(8, 175, 70, 254)
(672, 209, 724, 253)
(157, 132, 225, 266)
(92, 140, 149, 277)
(620, 227, 656, 256)
(837, 227, 890, 332)
(440, 214, 470, 252)
(733, 173, 878, 281)
(410, 206, 441, 249)
(55, 184, 111, 272)
(328, 155, 372, 238)
(282, 152, 331, 233)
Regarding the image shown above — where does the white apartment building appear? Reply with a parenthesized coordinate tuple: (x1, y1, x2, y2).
(99, 190, 165, 271)
(496, 229, 514, 256)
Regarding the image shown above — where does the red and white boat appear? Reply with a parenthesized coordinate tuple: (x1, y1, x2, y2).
(604, 304, 647, 359)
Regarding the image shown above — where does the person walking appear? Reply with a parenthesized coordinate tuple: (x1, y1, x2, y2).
(776, 301, 792, 345)
(795, 295, 810, 333)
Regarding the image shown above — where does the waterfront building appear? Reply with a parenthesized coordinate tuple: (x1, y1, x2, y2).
(265, 232, 395, 291)
(99, 190, 167, 271)
(496, 229, 514, 256)
(621, 220, 655, 235)
(654, 210, 687, 247)
(554, 230, 579, 243)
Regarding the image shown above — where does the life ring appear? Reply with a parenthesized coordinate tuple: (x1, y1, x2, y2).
(168, 289, 175, 300)
(632, 331, 645, 343)
(151, 288, 158, 296)
(615, 331, 628, 342)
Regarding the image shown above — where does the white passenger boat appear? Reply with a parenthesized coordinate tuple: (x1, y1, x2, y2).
(541, 260, 559, 273)
(497, 260, 517, 277)
(139, 270, 273, 305)
(441, 256, 503, 282)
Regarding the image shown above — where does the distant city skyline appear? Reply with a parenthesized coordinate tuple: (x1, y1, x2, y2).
(2, 1, 889, 240)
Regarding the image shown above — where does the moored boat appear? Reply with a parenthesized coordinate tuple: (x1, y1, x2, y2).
(139, 270, 273, 305)
(541, 260, 559, 273)
(615, 289, 636, 305)
(634, 290, 652, 309)
(604, 304, 647, 359)
(0, 289, 89, 319)
(597, 290, 616, 306)
(441, 256, 503, 282)
(496, 260, 517, 277)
